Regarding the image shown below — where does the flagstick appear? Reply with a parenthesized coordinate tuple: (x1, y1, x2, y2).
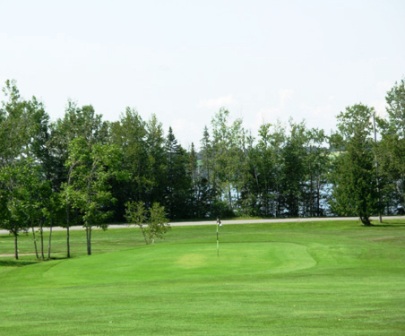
(216, 218, 221, 257)
(216, 224, 219, 256)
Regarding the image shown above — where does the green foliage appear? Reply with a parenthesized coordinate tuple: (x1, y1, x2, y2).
(145, 114, 167, 204)
(125, 201, 148, 243)
(3, 76, 405, 251)
(330, 104, 378, 225)
(385, 78, 405, 138)
(164, 127, 192, 219)
(109, 108, 149, 219)
(125, 201, 170, 244)
(211, 109, 248, 210)
(279, 120, 308, 216)
(149, 202, 170, 242)
(378, 79, 405, 211)
(0, 158, 53, 259)
(246, 122, 285, 216)
(61, 137, 122, 254)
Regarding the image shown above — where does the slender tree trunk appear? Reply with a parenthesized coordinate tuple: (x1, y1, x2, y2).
(66, 204, 71, 258)
(40, 220, 44, 260)
(360, 215, 372, 226)
(47, 220, 53, 260)
(309, 170, 314, 217)
(66, 166, 75, 258)
(86, 225, 92, 255)
(14, 232, 19, 260)
(66, 226, 71, 258)
(266, 183, 271, 217)
(31, 226, 39, 259)
(228, 187, 232, 210)
(316, 178, 321, 217)
(140, 225, 149, 245)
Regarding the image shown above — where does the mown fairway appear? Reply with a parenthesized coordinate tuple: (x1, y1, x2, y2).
(1, 220, 405, 335)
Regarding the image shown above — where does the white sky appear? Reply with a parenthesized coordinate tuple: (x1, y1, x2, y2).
(1, 0, 404, 149)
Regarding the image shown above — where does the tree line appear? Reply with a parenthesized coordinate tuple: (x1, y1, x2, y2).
(1, 78, 404, 259)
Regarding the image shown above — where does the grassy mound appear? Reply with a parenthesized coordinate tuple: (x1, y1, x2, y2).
(1, 220, 404, 335)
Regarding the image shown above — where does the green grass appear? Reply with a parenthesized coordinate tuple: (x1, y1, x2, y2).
(1, 220, 405, 335)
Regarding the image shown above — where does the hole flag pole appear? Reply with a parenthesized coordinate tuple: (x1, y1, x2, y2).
(216, 218, 222, 256)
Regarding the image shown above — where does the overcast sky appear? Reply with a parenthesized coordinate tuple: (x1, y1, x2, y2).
(1, 0, 404, 148)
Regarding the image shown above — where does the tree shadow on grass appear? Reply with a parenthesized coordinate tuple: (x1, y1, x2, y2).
(0, 256, 70, 266)
(48, 257, 70, 261)
(371, 222, 405, 227)
(0, 260, 37, 267)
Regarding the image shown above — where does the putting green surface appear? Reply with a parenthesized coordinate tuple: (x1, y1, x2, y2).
(1, 221, 405, 335)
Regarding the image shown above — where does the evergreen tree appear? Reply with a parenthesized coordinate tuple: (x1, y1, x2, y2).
(330, 104, 378, 225)
(145, 114, 167, 205)
(164, 127, 192, 219)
